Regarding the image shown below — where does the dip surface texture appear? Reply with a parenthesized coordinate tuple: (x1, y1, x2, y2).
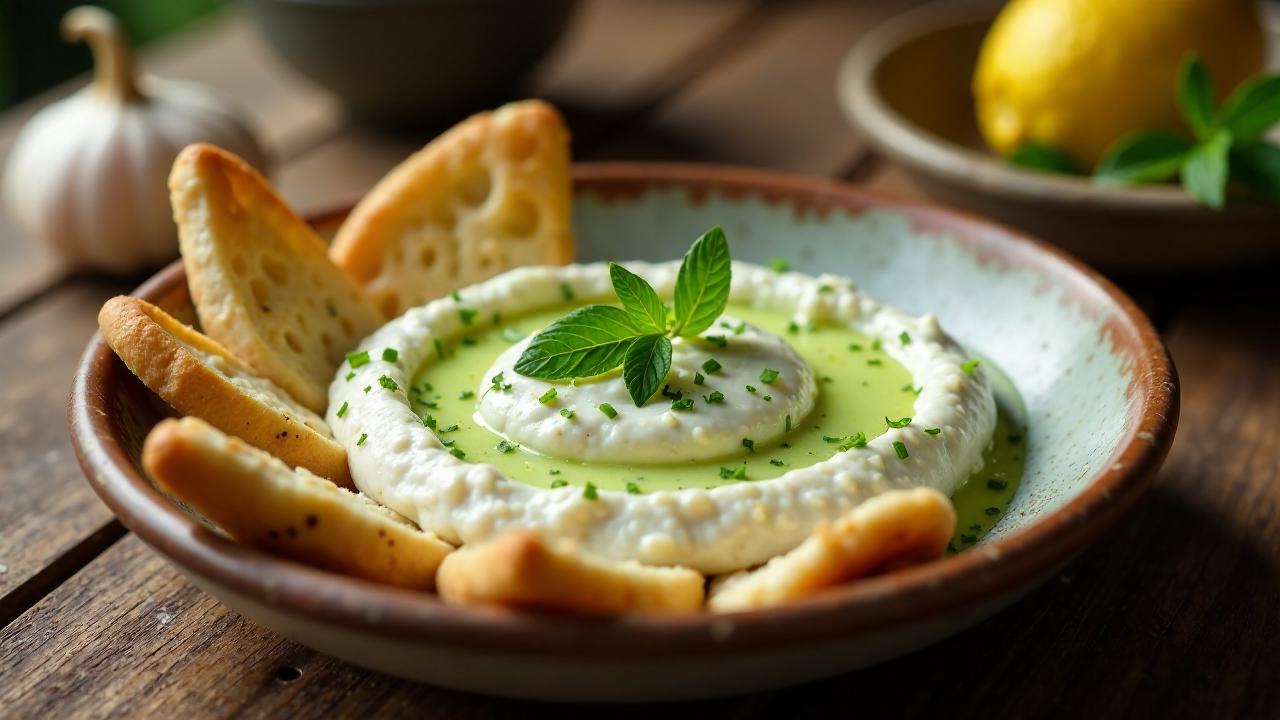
(328, 261, 997, 573)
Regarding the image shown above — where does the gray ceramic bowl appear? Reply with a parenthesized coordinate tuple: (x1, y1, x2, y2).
(838, 1, 1280, 272)
(70, 163, 1177, 702)
(245, 0, 578, 126)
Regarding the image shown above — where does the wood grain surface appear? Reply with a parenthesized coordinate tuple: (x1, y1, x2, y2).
(1, 0, 1277, 716)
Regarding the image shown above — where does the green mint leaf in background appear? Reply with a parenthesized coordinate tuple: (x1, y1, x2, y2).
(1229, 142, 1280, 202)
(1008, 142, 1081, 175)
(672, 226, 732, 336)
(1182, 129, 1233, 210)
(1095, 131, 1194, 184)
(609, 262, 668, 333)
(1219, 74, 1280, 145)
(1177, 53, 1216, 141)
(622, 333, 672, 406)
(514, 305, 639, 380)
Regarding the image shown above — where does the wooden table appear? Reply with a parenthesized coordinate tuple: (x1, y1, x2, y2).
(2, 2, 1277, 716)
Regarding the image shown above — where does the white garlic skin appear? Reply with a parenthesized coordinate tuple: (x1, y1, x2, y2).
(3, 78, 268, 275)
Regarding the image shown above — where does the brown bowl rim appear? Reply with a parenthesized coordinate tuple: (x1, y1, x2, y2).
(837, 1, 1278, 217)
(69, 161, 1178, 657)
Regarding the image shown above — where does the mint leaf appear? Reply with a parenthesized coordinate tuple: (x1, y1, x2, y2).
(1008, 142, 1080, 175)
(514, 305, 638, 379)
(609, 262, 667, 333)
(1219, 74, 1280, 145)
(1182, 129, 1233, 209)
(1230, 142, 1280, 202)
(1177, 53, 1216, 141)
(672, 226, 732, 336)
(1095, 131, 1193, 184)
(622, 333, 672, 406)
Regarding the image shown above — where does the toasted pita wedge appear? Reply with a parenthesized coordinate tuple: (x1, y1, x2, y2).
(330, 100, 574, 319)
(708, 488, 956, 612)
(170, 143, 382, 413)
(437, 530, 705, 614)
(99, 295, 352, 487)
(143, 417, 453, 589)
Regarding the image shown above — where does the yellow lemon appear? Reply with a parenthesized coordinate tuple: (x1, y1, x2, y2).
(974, 0, 1266, 169)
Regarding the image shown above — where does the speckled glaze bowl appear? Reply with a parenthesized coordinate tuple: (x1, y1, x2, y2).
(69, 164, 1178, 703)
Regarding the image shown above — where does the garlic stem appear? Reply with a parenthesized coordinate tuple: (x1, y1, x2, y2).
(62, 6, 143, 103)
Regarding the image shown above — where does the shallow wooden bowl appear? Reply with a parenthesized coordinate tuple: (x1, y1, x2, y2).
(69, 163, 1178, 702)
(838, 2, 1280, 272)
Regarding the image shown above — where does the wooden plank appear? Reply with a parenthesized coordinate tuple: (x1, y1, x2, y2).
(276, 0, 761, 213)
(0, 279, 131, 619)
(592, 0, 921, 174)
(0, 10, 343, 316)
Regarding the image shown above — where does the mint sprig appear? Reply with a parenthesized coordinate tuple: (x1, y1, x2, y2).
(515, 226, 732, 406)
(1095, 53, 1280, 209)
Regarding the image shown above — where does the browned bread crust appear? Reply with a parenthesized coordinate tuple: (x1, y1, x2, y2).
(98, 295, 352, 487)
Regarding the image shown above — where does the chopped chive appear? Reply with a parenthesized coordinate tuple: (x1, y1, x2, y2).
(661, 385, 683, 401)
(598, 403, 618, 419)
(345, 371, 356, 381)
(925, 427, 942, 436)
(458, 390, 475, 400)
(560, 407, 576, 419)
(559, 282, 575, 301)
(539, 388, 558, 404)
(362, 385, 371, 394)
(381, 348, 399, 362)
(458, 308, 479, 326)
(434, 338, 445, 358)
(694, 371, 705, 386)
(706, 335, 728, 348)
(848, 343, 863, 352)
(866, 359, 883, 366)
(378, 375, 399, 392)
(461, 337, 477, 346)
(769, 256, 790, 272)
(346, 350, 371, 368)
(719, 465, 747, 480)
(818, 284, 833, 294)
(449, 447, 466, 459)
(336, 401, 348, 418)
(356, 433, 368, 446)
(733, 321, 746, 335)
(961, 359, 981, 374)
(821, 376, 833, 383)
(440, 438, 455, 447)
(626, 482, 642, 495)
(440, 424, 459, 433)
(784, 414, 792, 432)
(987, 478, 1009, 490)
(759, 367, 780, 384)
(769, 458, 786, 467)
(893, 441, 909, 459)
(787, 321, 800, 334)
(871, 339, 882, 351)
(745, 385, 757, 394)
(718, 467, 734, 479)
(702, 358, 722, 374)
(763, 395, 772, 402)
(583, 482, 598, 501)
(899, 331, 911, 345)
(885, 416, 912, 428)
(495, 439, 517, 453)
(671, 398, 695, 411)
(422, 414, 436, 429)
(838, 432, 867, 451)
(550, 479, 568, 489)
(548, 469, 561, 475)
(450, 291, 462, 302)
(742, 438, 755, 452)
(501, 327, 525, 343)
(703, 391, 725, 404)
(985, 507, 1002, 516)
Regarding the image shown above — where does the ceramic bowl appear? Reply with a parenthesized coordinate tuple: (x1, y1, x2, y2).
(245, 0, 578, 127)
(838, 2, 1280, 272)
(69, 163, 1178, 703)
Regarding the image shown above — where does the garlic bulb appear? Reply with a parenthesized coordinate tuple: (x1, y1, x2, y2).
(2, 6, 269, 274)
